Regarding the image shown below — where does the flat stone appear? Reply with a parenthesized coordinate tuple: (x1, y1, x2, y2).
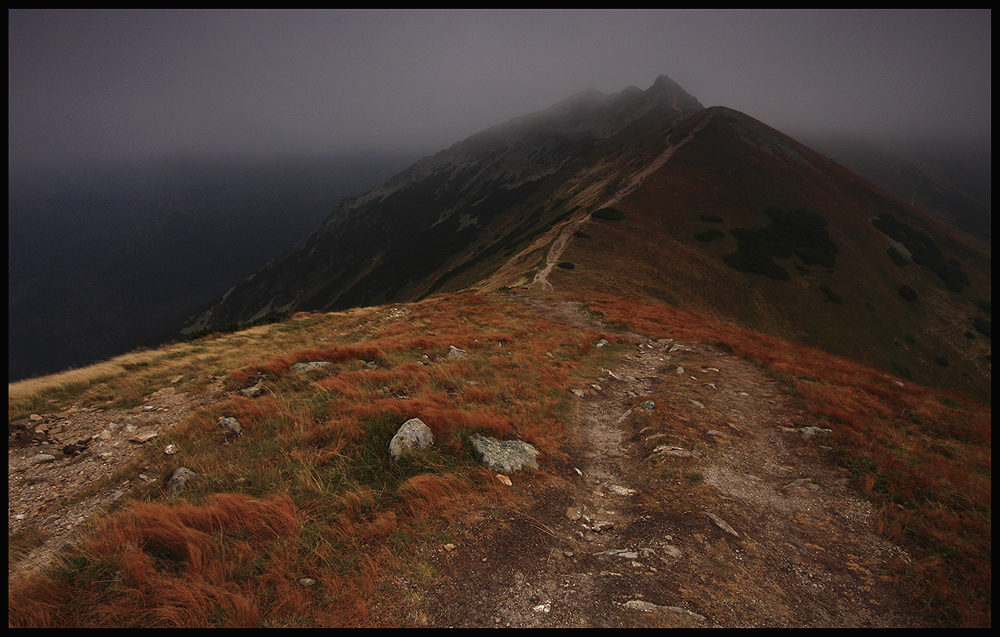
(218, 417, 244, 437)
(653, 445, 692, 457)
(624, 600, 706, 621)
(608, 484, 637, 496)
(129, 429, 159, 443)
(703, 511, 739, 537)
(469, 434, 538, 474)
(291, 361, 332, 373)
(166, 467, 196, 495)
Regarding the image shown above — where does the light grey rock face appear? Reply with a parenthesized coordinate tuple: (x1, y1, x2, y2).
(389, 418, 435, 461)
(166, 467, 196, 495)
(469, 434, 539, 474)
(218, 417, 244, 437)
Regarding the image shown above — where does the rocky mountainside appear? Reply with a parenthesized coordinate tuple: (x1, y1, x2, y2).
(540, 105, 991, 402)
(180, 75, 704, 333)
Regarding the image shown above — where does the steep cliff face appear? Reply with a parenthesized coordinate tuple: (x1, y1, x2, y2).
(181, 76, 704, 333)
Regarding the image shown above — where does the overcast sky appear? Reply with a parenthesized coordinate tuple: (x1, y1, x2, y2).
(8, 9, 992, 168)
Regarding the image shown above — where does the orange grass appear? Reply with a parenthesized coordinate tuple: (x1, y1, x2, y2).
(582, 293, 991, 627)
(9, 291, 606, 628)
(9, 494, 298, 628)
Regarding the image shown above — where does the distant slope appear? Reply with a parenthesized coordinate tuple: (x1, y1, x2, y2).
(799, 135, 991, 250)
(8, 152, 418, 381)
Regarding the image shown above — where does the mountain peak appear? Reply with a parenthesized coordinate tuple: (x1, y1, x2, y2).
(645, 74, 704, 111)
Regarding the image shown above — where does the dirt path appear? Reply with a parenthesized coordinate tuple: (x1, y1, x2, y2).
(529, 214, 592, 291)
(530, 116, 713, 293)
(409, 294, 926, 627)
(8, 380, 225, 583)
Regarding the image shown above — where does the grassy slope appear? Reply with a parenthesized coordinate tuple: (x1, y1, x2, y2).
(549, 108, 991, 403)
(8, 289, 990, 627)
(8, 292, 632, 627)
(577, 293, 991, 627)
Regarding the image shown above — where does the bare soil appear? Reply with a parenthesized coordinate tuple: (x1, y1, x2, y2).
(403, 294, 928, 627)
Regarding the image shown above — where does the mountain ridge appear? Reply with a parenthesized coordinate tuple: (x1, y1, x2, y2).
(8, 76, 990, 628)
(180, 78, 990, 402)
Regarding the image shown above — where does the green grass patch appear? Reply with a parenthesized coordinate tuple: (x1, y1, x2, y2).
(695, 229, 725, 242)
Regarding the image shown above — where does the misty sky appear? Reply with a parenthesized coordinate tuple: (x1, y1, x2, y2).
(8, 9, 991, 168)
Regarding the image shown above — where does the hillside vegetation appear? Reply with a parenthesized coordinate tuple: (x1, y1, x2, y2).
(8, 290, 990, 627)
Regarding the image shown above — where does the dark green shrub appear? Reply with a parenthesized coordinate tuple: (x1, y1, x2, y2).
(557, 261, 576, 269)
(874, 213, 968, 291)
(891, 361, 914, 380)
(699, 214, 724, 224)
(722, 251, 790, 281)
(721, 207, 837, 280)
(887, 247, 909, 267)
(935, 356, 949, 367)
(592, 207, 626, 221)
(573, 231, 591, 239)
(898, 285, 918, 302)
(695, 229, 725, 242)
(973, 317, 991, 338)
(819, 284, 843, 304)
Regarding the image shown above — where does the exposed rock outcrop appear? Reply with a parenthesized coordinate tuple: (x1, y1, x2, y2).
(468, 434, 539, 474)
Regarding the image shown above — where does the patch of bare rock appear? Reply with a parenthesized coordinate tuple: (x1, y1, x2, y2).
(8, 380, 224, 582)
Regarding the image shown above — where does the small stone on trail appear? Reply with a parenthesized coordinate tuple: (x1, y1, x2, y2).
(608, 484, 637, 496)
(703, 511, 739, 537)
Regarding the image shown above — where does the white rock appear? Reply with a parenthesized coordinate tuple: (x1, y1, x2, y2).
(389, 418, 434, 460)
